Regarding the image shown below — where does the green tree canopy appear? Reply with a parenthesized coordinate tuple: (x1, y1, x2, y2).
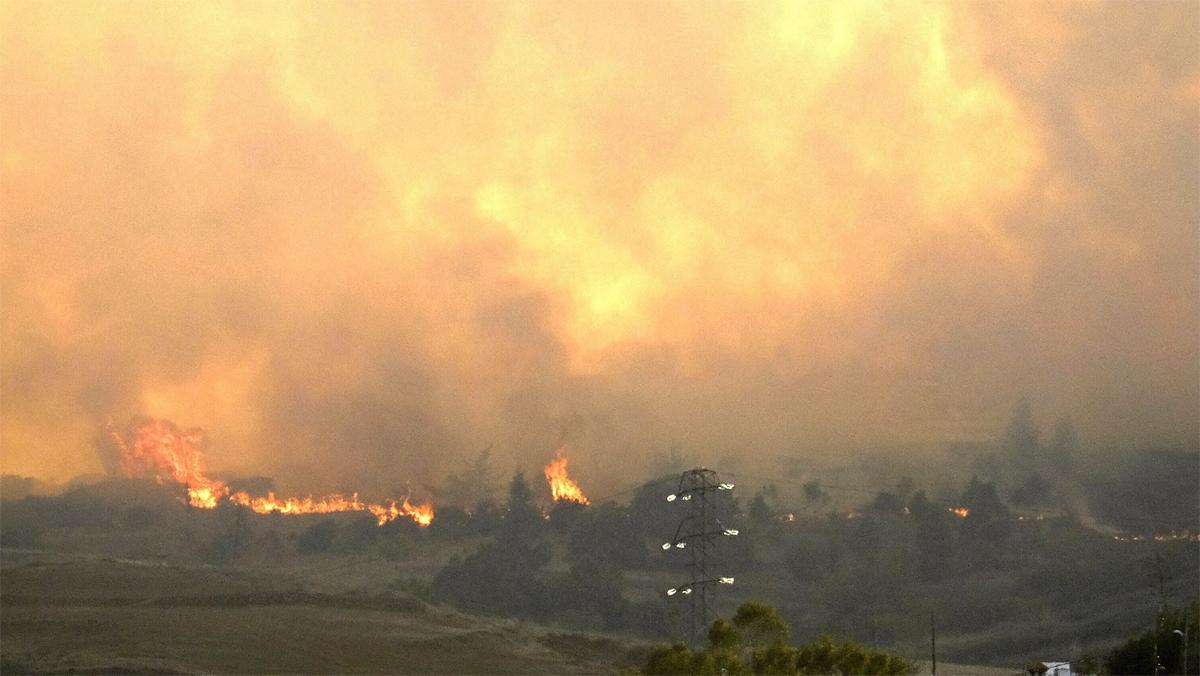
(732, 601, 790, 650)
(642, 602, 915, 675)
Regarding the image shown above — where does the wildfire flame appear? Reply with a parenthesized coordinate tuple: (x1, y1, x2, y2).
(227, 491, 435, 526)
(544, 450, 589, 505)
(949, 506, 970, 518)
(109, 418, 433, 526)
(108, 418, 229, 508)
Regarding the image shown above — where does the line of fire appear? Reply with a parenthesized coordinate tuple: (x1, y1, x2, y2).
(106, 417, 603, 529)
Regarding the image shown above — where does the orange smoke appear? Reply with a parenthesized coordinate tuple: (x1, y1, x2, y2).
(949, 507, 970, 518)
(543, 450, 589, 505)
(109, 418, 433, 526)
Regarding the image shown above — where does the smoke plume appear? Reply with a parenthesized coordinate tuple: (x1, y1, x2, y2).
(2, 2, 1196, 492)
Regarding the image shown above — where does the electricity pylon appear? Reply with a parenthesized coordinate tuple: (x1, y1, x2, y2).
(662, 468, 737, 647)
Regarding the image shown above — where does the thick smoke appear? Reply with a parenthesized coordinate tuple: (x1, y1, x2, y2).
(1, 2, 1196, 493)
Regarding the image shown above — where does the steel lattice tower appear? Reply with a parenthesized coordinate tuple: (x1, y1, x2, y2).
(662, 468, 737, 648)
(686, 469, 715, 646)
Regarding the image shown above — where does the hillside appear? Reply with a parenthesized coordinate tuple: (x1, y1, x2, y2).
(0, 549, 638, 675)
(2, 467, 1195, 674)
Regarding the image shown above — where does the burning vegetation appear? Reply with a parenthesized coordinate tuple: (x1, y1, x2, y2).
(108, 419, 228, 509)
(109, 418, 434, 526)
(227, 492, 434, 527)
(543, 450, 589, 505)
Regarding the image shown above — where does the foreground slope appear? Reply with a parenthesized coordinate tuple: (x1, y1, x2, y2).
(0, 549, 633, 674)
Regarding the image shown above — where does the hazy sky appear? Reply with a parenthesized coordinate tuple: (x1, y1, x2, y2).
(2, 1, 1196, 493)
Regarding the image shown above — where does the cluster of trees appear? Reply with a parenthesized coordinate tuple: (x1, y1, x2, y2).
(734, 468, 1200, 651)
(1097, 604, 1199, 676)
(430, 471, 667, 633)
(640, 602, 915, 675)
(754, 475, 1035, 640)
(1085, 449, 1200, 534)
(0, 478, 183, 548)
(973, 398, 1077, 505)
(972, 399, 1198, 532)
(779, 475, 1016, 582)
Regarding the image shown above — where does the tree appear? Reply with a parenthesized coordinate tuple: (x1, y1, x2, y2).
(427, 504, 471, 539)
(550, 557, 629, 629)
(1010, 472, 1052, 507)
(508, 468, 534, 507)
(694, 647, 747, 675)
(749, 490, 775, 529)
(870, 490, 905, 515)
(959, 477, 1012, 568)
(802, 481, 830, 515)
(429, 537, 552, 619)
(1104, 604, 1199, 675)
(430, 470, 554, 620)
(786, 533, 840, 582)
(547, 499, 586, 533)
(640, 603, 915, 675)
(1050, 417, 1077, 475)
(908, 491, 953, 580)
(470, 498, 502, 532)
(1004, 397, 1041, 459)
(732, 601, 790, 652)
(567, 502, 648, 568)
(962, 477, 1007, 521)
(708, 618, 741, 651)
(627, 475, 685, 547)
(503, 470, 543, 540)
(442, 447, 496, 508)
(694, 618, 747, 674)
(752, 642, 799, 675)
(794, 635, 914, 675)
(643, 644, 698, 675)
(847, 514, 883, 561)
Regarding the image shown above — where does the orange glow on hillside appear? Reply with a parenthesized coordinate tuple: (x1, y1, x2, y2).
(544, 450, 589, 505)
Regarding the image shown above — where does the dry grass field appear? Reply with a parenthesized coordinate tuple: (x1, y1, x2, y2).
(0, 549, 637, 674)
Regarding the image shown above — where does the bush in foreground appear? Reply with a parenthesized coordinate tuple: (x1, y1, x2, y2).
(641, 601, 915, 675)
